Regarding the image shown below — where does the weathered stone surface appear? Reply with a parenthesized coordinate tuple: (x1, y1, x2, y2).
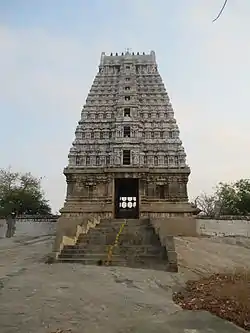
(58, 50, 194, 221)
(0, 233, 248, 332)
(175, 236, 250, 281)
(54, 50, 197, 268)
(58, 218, 174, 271)
(197, 218, 250, 237)
(0, 220, 56, 239)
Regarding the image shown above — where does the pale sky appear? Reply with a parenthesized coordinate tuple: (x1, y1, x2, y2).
(0, 0, 249, 213)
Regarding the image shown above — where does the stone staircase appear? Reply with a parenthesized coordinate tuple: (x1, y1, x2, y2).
(58, 218, 172, 271)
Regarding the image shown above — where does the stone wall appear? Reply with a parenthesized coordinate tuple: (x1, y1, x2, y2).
(14, 215, 59, 222)
(196, 218, 250, 237)
(0, 218, 57, 239)
(1, 214, 250, 240)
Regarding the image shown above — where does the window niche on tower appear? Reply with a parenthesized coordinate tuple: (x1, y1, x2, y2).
(96, 156, 100, 165)
(76, 155, 81, 166)
(123, 126, 131, 138)
(115, 65, 120, 73)
(88, 185, 94, 198)
(123, 150, 131, 165)
(125, 96, 130, 101)
(125, 86, 130, 91)
(106, 155, 110, 165)
(156, 185, 165, 199)
(124, 108, 130, 117)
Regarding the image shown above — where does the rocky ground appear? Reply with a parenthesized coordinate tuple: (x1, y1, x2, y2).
(0, 232, 250, 332)
(174, 236, 250, 331)
(174, 272, 250, 331)
(175, 236, 250, 280)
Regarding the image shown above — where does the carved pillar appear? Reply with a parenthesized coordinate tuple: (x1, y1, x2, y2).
(168, 176, 180, 200)
(139, 178, 146, 198)
(179, 175, 188, 201)
(147, 177, 155, 198)
(106, 175, 113, 198)
(66, 175, 75, 198)
(104, 179, 109, 197)
(84, 176, 96, 199)
(164, 183, 170, 199)
(94, 175, 110, 198)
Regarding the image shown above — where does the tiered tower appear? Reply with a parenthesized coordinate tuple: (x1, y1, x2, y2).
(60, 50, 194, 223)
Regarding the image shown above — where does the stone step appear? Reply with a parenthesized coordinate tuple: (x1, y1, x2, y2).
(79, 226, 153, 236)
(76, 242, 162, 250)
(61, 245, 165, 255)
(77, 234, 156, 242)
(59, 253, 119, 259)
(77, 233, 154, 243)
(77, 235, 161, 247)
(99, 225, 152, 231)
(57, 258, 128, 266)
(79, 227, 147, 237)
(103, 218, 150, 222)
(77, 236, 116, 245)
(59, 250, 168, 261)
(57, 256, 169, 271)
(116, 248, 166, 257)
(96, 222, 151, 229)
(77, 227, 157, 238)
(57, 216, 176, 271)
(58, 252, 168, 264)
(61, 253, 167, 260)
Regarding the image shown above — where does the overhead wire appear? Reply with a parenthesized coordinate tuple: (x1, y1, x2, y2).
(213, 0, 228, 22)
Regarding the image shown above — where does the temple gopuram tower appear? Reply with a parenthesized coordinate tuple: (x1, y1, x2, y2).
(56, 50, 195, 249)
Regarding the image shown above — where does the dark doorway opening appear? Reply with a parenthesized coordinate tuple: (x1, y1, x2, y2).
(115, 178, 139, 219)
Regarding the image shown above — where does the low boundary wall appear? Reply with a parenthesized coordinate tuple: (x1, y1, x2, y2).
(197, 217, 250, 237)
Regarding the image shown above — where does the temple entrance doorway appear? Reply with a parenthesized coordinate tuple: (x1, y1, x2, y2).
(115, 178, 139, 219)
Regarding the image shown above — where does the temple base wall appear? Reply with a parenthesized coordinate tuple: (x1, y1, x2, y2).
(53, 167, 196, 253)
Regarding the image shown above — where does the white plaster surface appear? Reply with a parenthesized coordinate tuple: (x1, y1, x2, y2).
(197, 219, 250, 237)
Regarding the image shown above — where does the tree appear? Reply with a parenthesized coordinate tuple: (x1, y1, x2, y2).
(215, 179, 250, 216)
(193, 193, 217, 217)
(195, 179, 250, 216)
(0, 167, 51, 217)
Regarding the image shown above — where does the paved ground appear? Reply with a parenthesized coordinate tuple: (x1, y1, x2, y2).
(0, 231, 249, 332)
